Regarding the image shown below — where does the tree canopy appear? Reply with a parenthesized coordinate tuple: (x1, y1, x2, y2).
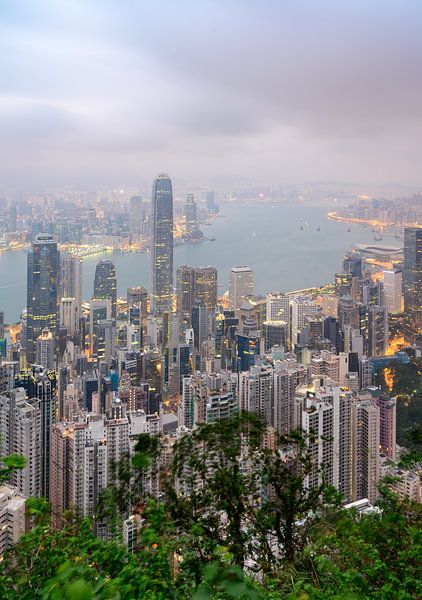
(0, 413, 421, 599)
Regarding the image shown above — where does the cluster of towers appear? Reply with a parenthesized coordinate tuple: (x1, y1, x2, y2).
(1, 178, 421, 550)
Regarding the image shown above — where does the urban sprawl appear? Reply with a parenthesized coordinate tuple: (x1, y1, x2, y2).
(0, 176, 421, 552)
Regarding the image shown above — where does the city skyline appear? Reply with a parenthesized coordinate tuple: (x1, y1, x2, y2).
(0, 3, 420, 593)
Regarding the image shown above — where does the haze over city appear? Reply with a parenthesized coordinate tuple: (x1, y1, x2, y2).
(0, 3, 421, 598)
(1, 0, 422, 189)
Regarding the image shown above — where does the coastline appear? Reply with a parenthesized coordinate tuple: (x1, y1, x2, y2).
(328, 210, 422, 229)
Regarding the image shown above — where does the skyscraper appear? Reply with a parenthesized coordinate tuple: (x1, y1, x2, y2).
(184, 194, 198, 238)
(373, 391, 397, 460)
(127, 287, 148, 347)
(383, 269, 403, 314)
(60, 252, 82, 317)
(177, 266, 218, 320)
(192, 303, 209, 350)
(194, 267, 218, 311)
(266, 292, 290, 323)
(229, 266, 254, 311)
(26, 234, 60, 365)
(35, 328, 55, 370)
(93, 259, 117, 321)
(129, 195, 144, 233)
(151, 173, 174, 316)
(176, 266, 195, 321)
(403, 228, 422, 344)
(367, 305, 389, 357)
(90, 298, 111, 358)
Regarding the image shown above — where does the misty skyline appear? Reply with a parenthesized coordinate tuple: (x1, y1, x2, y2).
(1, 0, 422, 190)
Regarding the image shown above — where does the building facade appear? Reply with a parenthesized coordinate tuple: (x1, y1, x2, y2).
(151, 173, 174, 316)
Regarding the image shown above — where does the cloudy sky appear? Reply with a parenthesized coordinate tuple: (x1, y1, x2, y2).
(1, 0, 422, 189)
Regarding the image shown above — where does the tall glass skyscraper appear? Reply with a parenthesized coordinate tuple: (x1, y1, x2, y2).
(403, 227, 422, 344)
(151, 173, 174, 315)
(93, 259, 117, 320)
(27, 234, 60, 365)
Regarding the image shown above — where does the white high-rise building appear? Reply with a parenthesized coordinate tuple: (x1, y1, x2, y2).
(50, 414, 134, 527)
(299, 384, 354, 502)
(238, 365, 273, 426)
(229, 266, 254, 311)
(291, 297, 319, 346)
(0, 390, 42, 498)
(266, 293, 290, 324)
(383, 269, 403, 314)
(60, 253, 82, 317)
(60, 297, 79, 336)
(272, 361, 306, 434)
(0, 485, 27, 555)
(180, 371, 237, 427)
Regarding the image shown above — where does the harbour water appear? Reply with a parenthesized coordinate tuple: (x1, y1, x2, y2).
(0, 201, 382, 323)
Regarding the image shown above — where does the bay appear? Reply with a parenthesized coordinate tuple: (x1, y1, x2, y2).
(0, 201, 382, 323)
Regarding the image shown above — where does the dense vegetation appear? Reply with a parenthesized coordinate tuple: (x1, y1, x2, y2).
(1, 414, 421, 599)
(377, 359, 422, 449)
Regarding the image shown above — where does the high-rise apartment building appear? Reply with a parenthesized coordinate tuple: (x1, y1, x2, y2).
(180, 371, 237, 428)
(94, 259, 117, 321)
(298, 384, 354, 502)
(0, 485, 27, 555)
(51, 412, 159, 528)
(0, 389, 42, 498)
(26, 234, 60, 365)
(403, 228, 422, 344)
(367, 305, 389, 357)
(229, 266, 254, 311)
(151, 173, 174, 316)
(238, 365, 273, 426)
(273, 360, 306, 434)
(352, 399, 380, 503)
(368, 390, 396, 460)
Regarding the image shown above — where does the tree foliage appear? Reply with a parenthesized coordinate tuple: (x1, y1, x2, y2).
(0, 416, 421, 599)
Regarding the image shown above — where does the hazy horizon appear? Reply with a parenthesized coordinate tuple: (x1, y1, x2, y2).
(1, 1, 422, 190)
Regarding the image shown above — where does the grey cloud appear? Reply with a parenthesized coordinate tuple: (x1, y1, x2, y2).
(1, 0, 422, 188)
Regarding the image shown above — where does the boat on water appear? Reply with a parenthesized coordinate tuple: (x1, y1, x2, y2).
(347, 227, 351, 232)
(299, 225, 304, 230)
(209, 237, 216, 242)
(317, 226, 321, 232)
